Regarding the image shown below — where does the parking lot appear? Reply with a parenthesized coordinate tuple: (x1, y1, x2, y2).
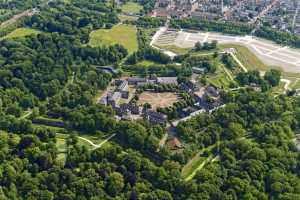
(154, 29, 300, 73)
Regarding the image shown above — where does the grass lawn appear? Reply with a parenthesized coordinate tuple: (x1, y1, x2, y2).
(137, 60, 158, 66)
(32, 124, 65, 133)
(182, 143, 217, 180)
(291, 79, 300, 89)
(118, 14, 138, 22)
(81, 134, 105, 145)
(156, 45, 191, 55)
(268, 81, 286, 96)
(182, 154, 206, 179)
(89, 24, 138, 54)
(56, 138, 66, 153)
(206, 64, 234, 89)
(121, 2, 142, 14)
(93, 89, 104, 104)
(219, 44, 268, 71)
(2, 28, 41, 39)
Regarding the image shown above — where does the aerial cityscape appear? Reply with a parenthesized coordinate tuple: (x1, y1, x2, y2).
(1, 0, 300, 199)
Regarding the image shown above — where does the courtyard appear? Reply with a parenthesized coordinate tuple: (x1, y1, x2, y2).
(138, 92, 180, 110)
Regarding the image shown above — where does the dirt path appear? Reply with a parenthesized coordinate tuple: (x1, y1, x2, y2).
(78, 134, 116, 150)
(0, 0, 53, 28)
(230, 52, 248, 72)
(93, 134, 116, 150)
(0, 9, 38, 28)
(185, 155, 214, 181)
(20, 110, 33, 119)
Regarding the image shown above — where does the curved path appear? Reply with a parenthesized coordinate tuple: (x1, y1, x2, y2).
(78, 134, 116, 150)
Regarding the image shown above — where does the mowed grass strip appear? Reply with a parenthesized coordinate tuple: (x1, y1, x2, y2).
(182, 154, 206, 179)
(121, 2, 142, 14)
(156, 44, 191, 55)
(118, 14, 138, 22)
(219, 44, 268, 71)
(2, 28, 41, 39)
(89, 24, 138, 54)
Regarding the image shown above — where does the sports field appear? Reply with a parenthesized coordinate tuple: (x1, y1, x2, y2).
(121, 2, 142, 14)
(2, 27, 41, 39)
(138, 92, 179, 109)
(153, 29, 300, 73)
(89, 24, 138, 54)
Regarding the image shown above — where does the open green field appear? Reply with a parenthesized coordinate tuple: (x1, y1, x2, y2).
(121, 2, 142, 14)
(118, 14, 138, 22)
(89, 24, 138, 54)
(2, 28, 41, 39)
(182, 153, 206, 179)
(219, 44, 268, 72)
(160, 43, 268, 72)
(181, 142, 218, 180)
(93, 89, 104, 104)
(206, 69, 233, 89)
(156, 45, 191, 55)
(0, 9, 10, 15)
(137, 60, 159, 66)
(292, 80, 300, 89)
(159, 42, 299, 93)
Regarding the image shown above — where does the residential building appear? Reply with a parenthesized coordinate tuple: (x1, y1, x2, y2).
(128, 77, 148, 85)
(156, 77, 178, 84)
(143, 110, 167, 125)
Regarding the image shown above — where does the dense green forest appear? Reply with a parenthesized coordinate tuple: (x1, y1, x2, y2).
(0, 0, 44, 10)
(1, 0, 300, 199)
(176, 90, 300, 199)
(25, 0, 119, 42)
(1, 88, 300, 199)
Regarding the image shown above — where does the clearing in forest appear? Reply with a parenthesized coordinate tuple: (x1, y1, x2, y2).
(2, 28, 41, 39)
(121, 2, 142, 14)
(89, 24, 138, 54)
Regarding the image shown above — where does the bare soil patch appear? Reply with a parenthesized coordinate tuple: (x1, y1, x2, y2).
(138, 92, 180, 109)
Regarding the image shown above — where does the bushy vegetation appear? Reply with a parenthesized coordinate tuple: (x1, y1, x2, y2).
(255, 26, 300, 48)
(235, 69, 281, 91)
(1, 0, 300, 199)
(135, 16, 166, 28)
(25, 0, 119, 42)
(176, 90, 300, 199)
(170, 18, 253, 35)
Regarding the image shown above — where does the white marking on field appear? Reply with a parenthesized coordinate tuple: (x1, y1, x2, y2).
(184, 33, 191, 41)
(266, 46, 288, 55)
(263, 53, 299, 65)
(251, 44, 265, 55)
(203, 32, 209, 43)
(152, 28, 300, 71)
